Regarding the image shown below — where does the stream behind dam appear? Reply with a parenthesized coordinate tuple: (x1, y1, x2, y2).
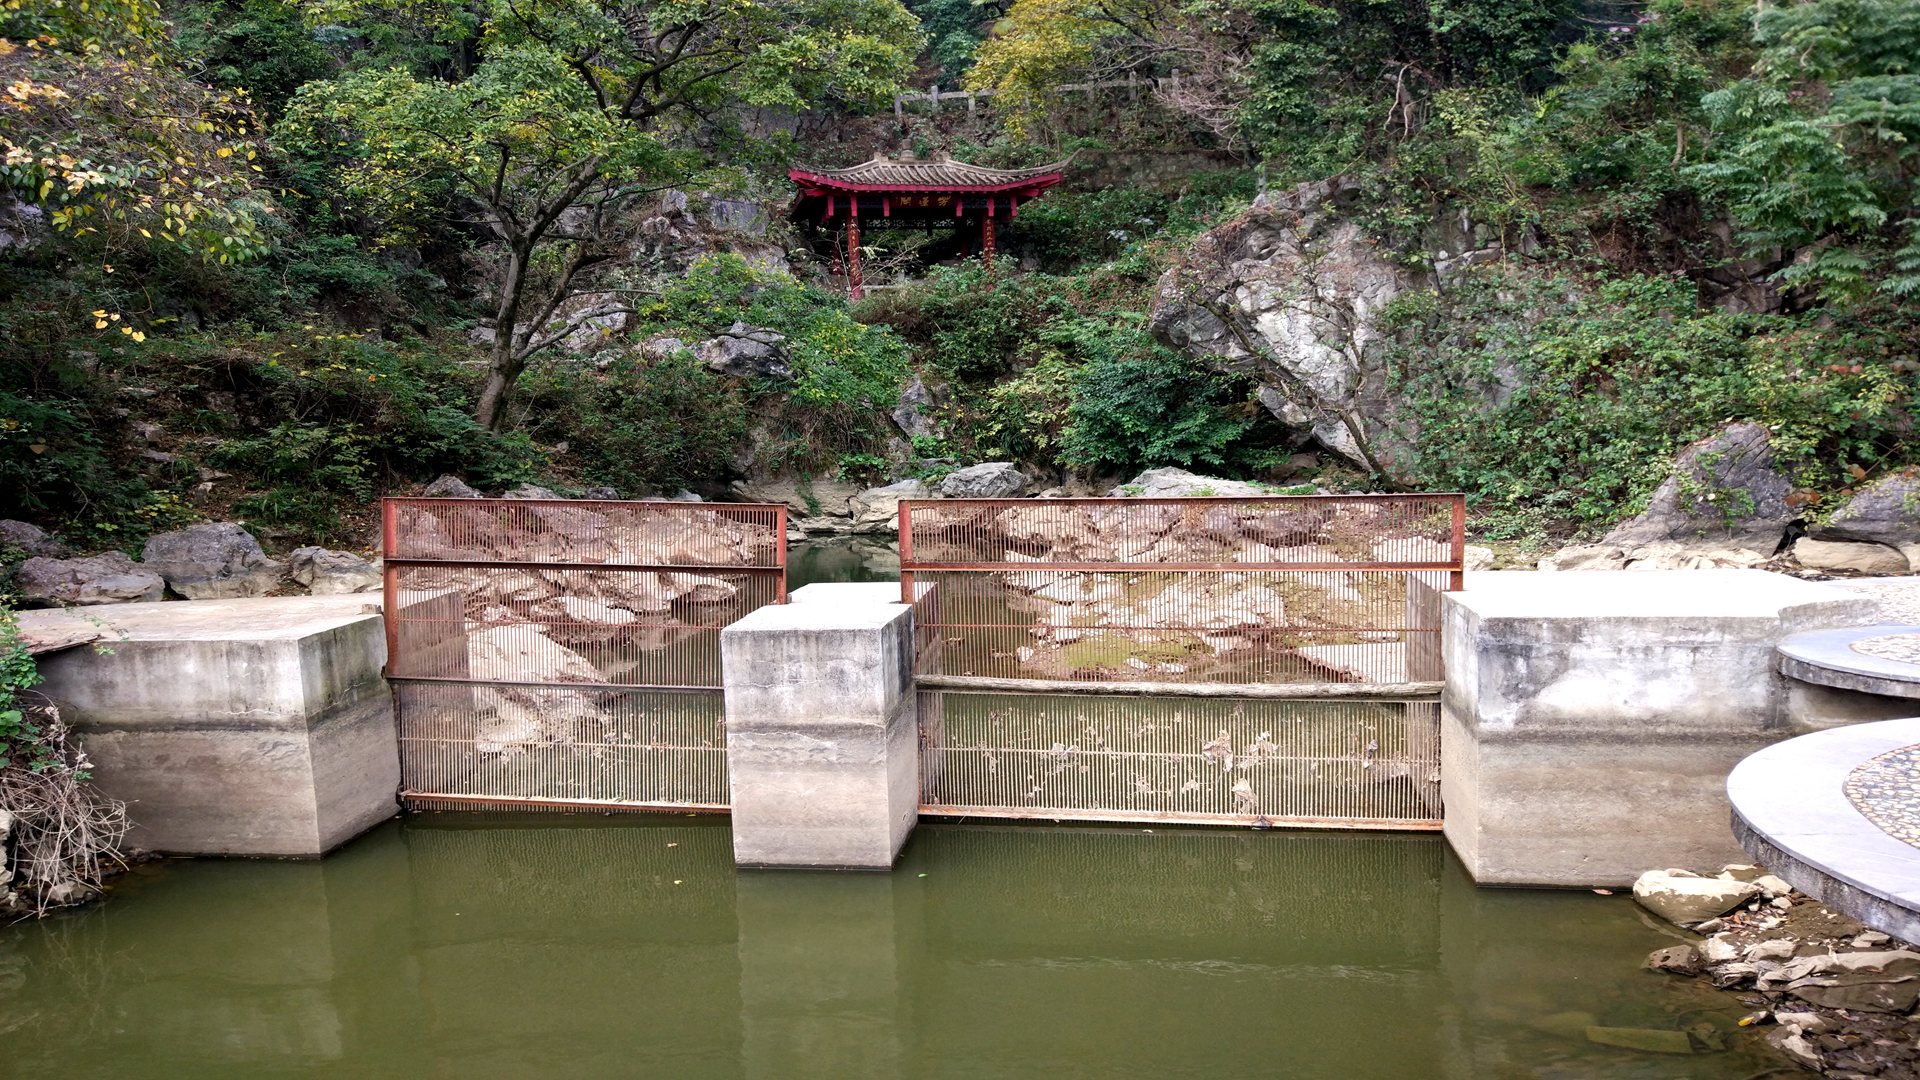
(0, 816, 1788, 1080)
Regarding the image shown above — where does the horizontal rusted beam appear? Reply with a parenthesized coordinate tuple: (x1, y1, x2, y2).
(384, 558, 783, 573)
(915, 674, 1442, 699)
(401, 792, 730, 813)
(387, 675, 724, 692)
(900, 561, 1460, 571)
(915, 805, 1443, 830)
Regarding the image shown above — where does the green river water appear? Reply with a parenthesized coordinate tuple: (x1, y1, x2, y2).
(0, 541, 1792, 1078)
(0, 818, 1789, 1079)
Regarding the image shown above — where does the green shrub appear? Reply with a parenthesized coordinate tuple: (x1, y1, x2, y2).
(1381, 265, 1916, 528)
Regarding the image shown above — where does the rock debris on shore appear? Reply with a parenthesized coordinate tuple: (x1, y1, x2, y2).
(1637, 865, 1920, 1078)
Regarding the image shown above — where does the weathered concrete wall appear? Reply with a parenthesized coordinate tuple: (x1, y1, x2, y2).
(21, 595, 400, 857)
(722, 589, 917, 869)
(1441, 570, 1876, 887)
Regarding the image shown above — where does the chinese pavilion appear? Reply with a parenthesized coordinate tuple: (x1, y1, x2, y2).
(789, 153, 1070, 298)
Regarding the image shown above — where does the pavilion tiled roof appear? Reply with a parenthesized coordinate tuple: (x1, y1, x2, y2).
(791, 155, 1072, 192)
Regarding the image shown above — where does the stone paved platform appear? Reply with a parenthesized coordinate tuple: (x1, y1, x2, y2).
(1777, 623, 1920, 699)
(1731, 717, 1920, 941)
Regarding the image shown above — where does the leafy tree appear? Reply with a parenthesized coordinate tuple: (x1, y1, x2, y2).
(0, 0, 274, 278)
(1687, 0, 1920, 300)
(278, 0, 923, 431)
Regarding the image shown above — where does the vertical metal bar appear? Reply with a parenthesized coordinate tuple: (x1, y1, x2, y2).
(776, 505, 788, 603)
(1450, 494, 1466, 591)
(898, 500, 915, 606)
(381, 498, 399, 677)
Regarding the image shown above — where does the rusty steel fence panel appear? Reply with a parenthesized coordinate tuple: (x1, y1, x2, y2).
(918, 691, 1442, 829)
(381, 497, 786, 812)
(900, 494, 1459, 830)
(899, 495, 1463, 685)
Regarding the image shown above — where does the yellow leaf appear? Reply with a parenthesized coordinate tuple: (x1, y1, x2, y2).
(94, 319, 106, 329)
(131, 331, 145, 342)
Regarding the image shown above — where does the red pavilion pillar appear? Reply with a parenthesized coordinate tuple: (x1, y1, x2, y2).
(846, 212, 864, 300)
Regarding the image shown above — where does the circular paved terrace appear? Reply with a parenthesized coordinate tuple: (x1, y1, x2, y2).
(1731, 716, 1920, 941)
(1776, 623, 1920, 699)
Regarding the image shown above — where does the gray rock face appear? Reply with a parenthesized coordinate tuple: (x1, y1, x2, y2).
(938, 463, 1029, 499)
(0, 519, 70, 558)
(1110, 467, 1269, 498)
(1149, 176, 1414, 470)
(423, 474, 483, 498)
(17, 552, 166, 606)
(640, 337, 689, 360)
(1602, 423, 1794, 554)
(141, 523, 286, 600)
(1815, 469, 1920, 570)
(731, 479, 865, 533)
(580, 486, 621, 500)
(288, 547, 382, 595)
(501, 483, 562, 500)
(698, 322, 792, 380)
(850, 479, 936, 528)
(892, 376, 947, 441)
(1793, 537, 1909, 574)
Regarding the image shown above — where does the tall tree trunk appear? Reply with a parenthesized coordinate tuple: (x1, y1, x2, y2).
(475, 244, 533, 432)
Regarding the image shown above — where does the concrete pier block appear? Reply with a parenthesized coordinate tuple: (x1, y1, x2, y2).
(722, 589, 917, 869)
(1441, 570, 1875, 887)
(20, 595, 400, 857)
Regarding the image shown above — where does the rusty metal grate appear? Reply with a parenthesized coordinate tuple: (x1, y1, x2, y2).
(899, 495, 1463, 685)
(919, 691, 1440, 829)
(901, 495, 1458, 829)
(382, 497, 785, 812)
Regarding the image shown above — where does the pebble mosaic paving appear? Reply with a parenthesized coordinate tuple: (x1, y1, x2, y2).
(1852, 633, 1920, 665)
(1845, 743, 1920, 850)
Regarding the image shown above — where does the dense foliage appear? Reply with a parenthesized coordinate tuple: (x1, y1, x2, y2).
(0, 0, 1915, 554)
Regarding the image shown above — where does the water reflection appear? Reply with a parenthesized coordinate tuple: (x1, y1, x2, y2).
(0, 818, 1782, 1079)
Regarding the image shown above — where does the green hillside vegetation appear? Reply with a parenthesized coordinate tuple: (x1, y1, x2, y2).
(0, 0, 1914, 556)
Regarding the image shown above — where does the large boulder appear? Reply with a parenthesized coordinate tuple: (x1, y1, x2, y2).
(1793, 536, 1909, 574)
(501, 483, 562, 500)
(850, 479, 936, 530)
(1631, 869, 1759, 925)
(288, 547, 382, 595)
(141, 523, 286, 599)
(698, 322, 792, 380)
(16, 552, 165, 606)
(938, 463, 1030, 499)
(1602, 423, 1794, 556)
(422, 474, 482, 498)
(730, 479, 862, 534)
(0, 519, 69, 558)
(1149, 176, 1414, 470)
(1813, 468, 1920, 571)
(1110, 467, 1270, 498)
